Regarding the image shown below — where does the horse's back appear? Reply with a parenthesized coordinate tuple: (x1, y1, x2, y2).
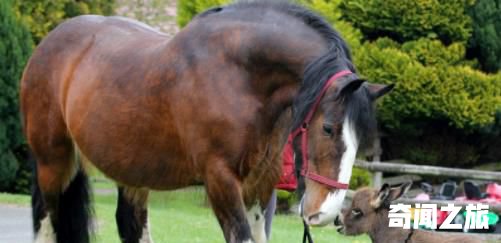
(21, 14, 169, 93)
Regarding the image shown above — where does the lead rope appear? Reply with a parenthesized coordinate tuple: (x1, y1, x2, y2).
(404, 227, 414, 243)
(302, 220, 314, 243)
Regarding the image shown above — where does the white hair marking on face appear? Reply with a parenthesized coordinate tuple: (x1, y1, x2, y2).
(312, 118, 358, 225)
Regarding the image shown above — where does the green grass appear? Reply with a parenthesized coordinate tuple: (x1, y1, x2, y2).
(0, 183, 369, 243)
(0, 192, 30, 205)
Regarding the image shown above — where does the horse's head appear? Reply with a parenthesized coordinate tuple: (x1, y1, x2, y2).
(297, 76, 393, 226)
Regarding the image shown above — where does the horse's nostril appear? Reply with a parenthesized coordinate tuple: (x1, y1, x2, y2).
(308, 213, 321, 225)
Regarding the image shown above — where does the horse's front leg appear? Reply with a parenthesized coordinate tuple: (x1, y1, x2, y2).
(245, 202, 267, 243)
(205, 159, 262, 243)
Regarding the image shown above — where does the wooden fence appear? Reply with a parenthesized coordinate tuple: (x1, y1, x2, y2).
(352, 156, 501, 222)
(348, 157, 501, 240)
(354, 160, 501, 183)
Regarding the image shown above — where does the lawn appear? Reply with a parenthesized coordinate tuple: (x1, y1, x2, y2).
(0, 182, 370, 243)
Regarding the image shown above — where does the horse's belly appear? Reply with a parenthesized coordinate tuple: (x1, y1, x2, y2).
(68, 104, 200, 189)
(80, 141, 201, 190)
(91, 155, 200, 190)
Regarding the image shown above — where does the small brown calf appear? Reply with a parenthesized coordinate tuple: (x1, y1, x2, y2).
(336, 183, 483, 243)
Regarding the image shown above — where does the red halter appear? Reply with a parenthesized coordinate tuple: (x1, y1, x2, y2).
(278, 70, 353, 191)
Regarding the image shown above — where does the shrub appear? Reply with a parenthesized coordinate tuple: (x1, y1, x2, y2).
(340, 0, 474, 44)
(467, 0, 501, 73)
(64, 0, 115, 17)
(400, 39, 472, 67)
(384, 122, 481, 166)
(14, 0, 115, 43)
(9, 145, 32, 194)
(355, 38, 501, 134)
(0, 0, 33, 191)
(275, 189, 296, 213)
(301, 0, 362, 49)
(349, 168, 371, 189)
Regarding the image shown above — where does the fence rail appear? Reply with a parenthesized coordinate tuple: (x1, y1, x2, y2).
(355, 160, 501, 182)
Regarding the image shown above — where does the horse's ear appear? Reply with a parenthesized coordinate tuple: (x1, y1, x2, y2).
(371, 182, 412, 209)
(367, 83, 394, 100)
(337, 78, 365, 97)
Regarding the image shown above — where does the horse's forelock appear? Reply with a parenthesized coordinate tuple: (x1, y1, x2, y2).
(344, 86, 378, 151)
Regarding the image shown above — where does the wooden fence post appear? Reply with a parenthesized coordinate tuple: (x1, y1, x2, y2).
(372, 137, 383, 188)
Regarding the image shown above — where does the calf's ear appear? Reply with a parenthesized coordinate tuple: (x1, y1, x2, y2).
(371, 182, 412, 209)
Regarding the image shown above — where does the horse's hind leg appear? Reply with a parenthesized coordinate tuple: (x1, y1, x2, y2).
(30, 139, 92, 243)
(116, 187, 153, 243)
(25, 98, 92, 242)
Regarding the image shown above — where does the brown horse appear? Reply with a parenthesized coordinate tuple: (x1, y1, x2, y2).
(20, 1, 392, 243)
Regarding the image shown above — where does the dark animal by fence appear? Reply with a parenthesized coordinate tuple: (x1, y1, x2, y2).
(20, 1, 391, 242)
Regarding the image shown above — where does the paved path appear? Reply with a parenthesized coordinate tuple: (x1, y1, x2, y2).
(0, 204, 33, 243)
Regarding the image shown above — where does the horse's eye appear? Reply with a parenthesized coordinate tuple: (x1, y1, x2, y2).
(351, 208, 363, 217)
(322, 124, 333, 137)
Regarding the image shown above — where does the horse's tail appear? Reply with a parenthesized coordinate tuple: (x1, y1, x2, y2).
(31, 149, 93, 243)
(31, 154, 45, 234)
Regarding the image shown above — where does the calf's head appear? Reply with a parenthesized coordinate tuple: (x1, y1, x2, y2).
(337, 182, 412, 236)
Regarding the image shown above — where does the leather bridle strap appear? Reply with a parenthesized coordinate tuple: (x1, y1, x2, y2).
(288, 69, 353, 190)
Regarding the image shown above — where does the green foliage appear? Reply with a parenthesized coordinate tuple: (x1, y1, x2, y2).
(385, 123, 483, 167)
(301, 0, 361, 49)
(0, 151, 18, 191)
(467, 0, 501, 73)
(0, 0, 33, 191)
(355, 38, 501, 133)
(276, 189, 296, 213)
(14, 0, 115, 42)
(349, 168, 371, 189)
(64, 0, 115, 17)
(340, 0, 474, 43)
(401, 39, 470, 67)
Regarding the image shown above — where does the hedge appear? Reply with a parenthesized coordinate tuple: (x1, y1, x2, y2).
(355, 38, 501, 133)
(0, 0, 33, 191)
(14, 0, 115, 43)
(340, 0, 475, 44)
(467, 0, 501, 73)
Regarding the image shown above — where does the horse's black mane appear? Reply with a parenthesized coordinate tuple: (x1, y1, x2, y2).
(197, 0, 376, 149)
